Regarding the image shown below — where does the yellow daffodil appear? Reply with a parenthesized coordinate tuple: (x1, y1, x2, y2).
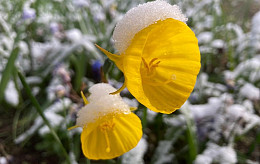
(70, 83, 142, 160)
(96, 0, 201, 114)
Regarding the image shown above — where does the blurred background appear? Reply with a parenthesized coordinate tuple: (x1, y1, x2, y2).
(0, 0, 260, 163)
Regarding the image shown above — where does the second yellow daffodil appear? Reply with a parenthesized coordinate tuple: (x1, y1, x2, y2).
(70, 83, 142, 160)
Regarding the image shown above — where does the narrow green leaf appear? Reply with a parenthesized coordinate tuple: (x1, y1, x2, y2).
(142, 108, 147, 129)
(70, 54, 87, 91)
(0, 47, 19, 103)
(17, 71, 71, 164)
(185, 115, 198, 164)
(181, 106, 198, 164)
(103, 58, 113, 75)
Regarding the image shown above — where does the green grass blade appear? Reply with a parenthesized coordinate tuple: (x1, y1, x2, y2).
(186, 119, 198, 164)
(70, 54, 87, 91)
(142, 108, 147, 130)
(17, 71, 71, 164)
(0, 47, 19, 103)
(182, 106, 198, 164)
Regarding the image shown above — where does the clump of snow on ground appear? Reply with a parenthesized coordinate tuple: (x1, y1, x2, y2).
(239, 83, 260, 100)
(122, 138, 148, 164)
(251, 10, 260, 51)
(4, 80, 19, 106)
(194, 143, 237, 164)
(152, 140, 175, 164)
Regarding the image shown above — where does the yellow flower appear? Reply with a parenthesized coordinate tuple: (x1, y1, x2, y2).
(70, 83, 142, 160)
(96, 1, 201, 114)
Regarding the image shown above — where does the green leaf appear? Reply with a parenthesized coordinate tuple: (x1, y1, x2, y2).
(70, 54, 87, 91)
(17, 71, 71, 164)
(0, 47, 19, 103)
(103, 58, 113, 75)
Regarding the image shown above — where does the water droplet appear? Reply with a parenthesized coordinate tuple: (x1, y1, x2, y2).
(106, 147, 111, 153)
(172, 74, 176, 80)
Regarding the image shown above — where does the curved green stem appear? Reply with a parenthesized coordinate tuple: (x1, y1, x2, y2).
(18, 71, 71, 164)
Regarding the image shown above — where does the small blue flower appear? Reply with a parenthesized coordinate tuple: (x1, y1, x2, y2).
(92, 60, 102, 82)
(72, 0, 89, 8)
(50, 22, 59, 34)
(22, 8, 36, 20)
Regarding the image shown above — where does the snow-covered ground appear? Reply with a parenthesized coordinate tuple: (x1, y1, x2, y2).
(0, 0, 259, 163)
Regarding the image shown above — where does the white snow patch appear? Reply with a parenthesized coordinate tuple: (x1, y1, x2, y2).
(224, 55, 260, 82)
(195, 155, 212, 164)
(226, 104, 260, 135)
(152, 140, 175, 164)
(122, 97, 139, 108)
(189, 97, 222, 120)
(251, 10, 260, 50)
(211, 39, 225, 49)
(147, 109, 157, 122)
(91, 3, 106, 22)
(69, 151, 78, 164)
(226, 23, 245, 43)
(18, 41, 29, 55)
(1, 36, 14, 54)
(113, 0, 187, 53)
(197, 32, 213, 44)
(31, 41, 61, 61)
(239, 83, 260, 100)
(194, 143, 237, 164)
(4, 80, 19, 106)
(66, 29, 83, 43)
(0, 157, 7, 164)
(122, 138, 148, 164)
(164, 114, 185, 127)
(72, 0, 89, 7)
(39, 112, 64, 135)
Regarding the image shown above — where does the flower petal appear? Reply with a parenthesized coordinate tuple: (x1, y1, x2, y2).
(81, 113, 142, 160)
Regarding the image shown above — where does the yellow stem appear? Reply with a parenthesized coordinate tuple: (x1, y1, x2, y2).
(81, 91, 89, 105)
(67, 125, 79, 131)
(110, 81, 127, 95)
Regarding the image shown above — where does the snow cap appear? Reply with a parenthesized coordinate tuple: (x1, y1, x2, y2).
(76, 83, 131, 127)
(113, 0, 187, 53)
